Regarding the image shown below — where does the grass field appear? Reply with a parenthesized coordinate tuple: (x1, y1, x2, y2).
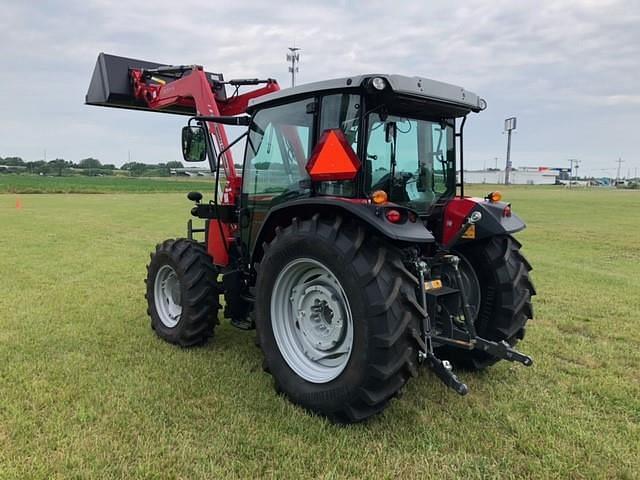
(1, 186, 639, 479)
(0, 175, 214, 194)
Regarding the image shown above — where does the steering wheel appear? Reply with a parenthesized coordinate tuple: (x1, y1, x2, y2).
(371, 171, 414, 202)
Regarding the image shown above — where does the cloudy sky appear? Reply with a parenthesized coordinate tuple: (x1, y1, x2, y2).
(1, 0, 639, 176)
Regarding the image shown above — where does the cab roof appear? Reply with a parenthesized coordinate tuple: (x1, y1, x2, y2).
(247, 74, 486, 115)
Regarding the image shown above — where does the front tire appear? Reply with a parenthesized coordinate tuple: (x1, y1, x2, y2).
(255, 216, 422, 423)
(145, 239, 221, 346)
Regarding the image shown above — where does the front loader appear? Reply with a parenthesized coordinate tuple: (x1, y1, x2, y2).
(87, 53, 535, 422)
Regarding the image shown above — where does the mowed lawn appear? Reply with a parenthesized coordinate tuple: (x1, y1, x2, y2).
(0, 185, 638, 479)
(0, 174, 214, 194)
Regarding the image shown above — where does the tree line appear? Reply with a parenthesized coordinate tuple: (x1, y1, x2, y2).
(0, 156, 184, 176)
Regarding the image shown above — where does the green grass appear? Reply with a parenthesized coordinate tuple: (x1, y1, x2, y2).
(0, 187, 638, 479)
(0, 174, 214, 194)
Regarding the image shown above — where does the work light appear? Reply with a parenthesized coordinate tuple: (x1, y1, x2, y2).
(371, 77, 387, 90)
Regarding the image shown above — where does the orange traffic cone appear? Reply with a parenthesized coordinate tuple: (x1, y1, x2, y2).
(15, 197, 22, 209)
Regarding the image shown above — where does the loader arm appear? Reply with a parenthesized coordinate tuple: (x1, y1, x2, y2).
(86, 53, 279, 205)
(130, 66, 279, 202)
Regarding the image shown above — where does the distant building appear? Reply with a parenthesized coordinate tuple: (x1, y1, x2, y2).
(463, 167, 558, 185)
(170, 167, 213, 177)
(0, 164, 27, 173)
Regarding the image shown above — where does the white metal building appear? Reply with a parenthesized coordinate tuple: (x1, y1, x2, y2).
(463, 169, 557, 185)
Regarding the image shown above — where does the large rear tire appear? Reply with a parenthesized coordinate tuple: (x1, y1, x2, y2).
(255, 215, 422, 423)
(145, 239, 221, 346)
(437, 235, 535, 370)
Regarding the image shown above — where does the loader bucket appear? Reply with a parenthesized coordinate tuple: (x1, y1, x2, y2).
(85, 53, 224, 116)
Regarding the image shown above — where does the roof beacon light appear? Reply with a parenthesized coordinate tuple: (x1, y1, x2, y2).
(371, 77, 387, 90)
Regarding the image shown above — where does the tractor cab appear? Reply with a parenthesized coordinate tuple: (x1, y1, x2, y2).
(240, 74, 486, 214)
(184, 74, 489, 258)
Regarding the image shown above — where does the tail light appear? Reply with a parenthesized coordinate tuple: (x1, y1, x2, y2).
(503, 204, 512, 217)
(385, 209, 402, 223)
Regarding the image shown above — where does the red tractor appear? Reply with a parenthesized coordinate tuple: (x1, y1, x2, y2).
(87, 53, 535, 422)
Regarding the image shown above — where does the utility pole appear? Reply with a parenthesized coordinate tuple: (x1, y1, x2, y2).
(286, 47, 301, 87)
(568, 159, 580, 189)
(504, 117, 516, 185)
(616, 157, 624, 186)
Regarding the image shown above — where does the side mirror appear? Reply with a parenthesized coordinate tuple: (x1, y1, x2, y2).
(385, 121, 397, 144)
(181, 125, 207, 162)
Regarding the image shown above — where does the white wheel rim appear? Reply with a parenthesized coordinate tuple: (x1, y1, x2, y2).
(154, 265, 182, 328)
(271, 258, 354, 383)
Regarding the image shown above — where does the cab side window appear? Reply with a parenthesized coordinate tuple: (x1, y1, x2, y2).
(316, 93, 361, 197)
(244, 99, 314, 198)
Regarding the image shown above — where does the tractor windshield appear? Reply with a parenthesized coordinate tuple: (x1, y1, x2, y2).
(365, 112, 456, 213)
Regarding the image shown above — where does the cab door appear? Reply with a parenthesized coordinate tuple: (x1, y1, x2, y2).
(240, 98, 315, 254)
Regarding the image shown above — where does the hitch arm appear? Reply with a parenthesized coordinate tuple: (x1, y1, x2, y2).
(474, 338, 533, 366)
(410, 328, 468, 396)
(427, 354, 469, 396)
(411, 261, 469, 397)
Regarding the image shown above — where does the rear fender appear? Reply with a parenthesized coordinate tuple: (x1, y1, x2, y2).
(442, 197, 526, 245)
(251, 197, 435, 263)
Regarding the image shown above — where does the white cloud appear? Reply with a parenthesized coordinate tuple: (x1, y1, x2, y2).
(0, 0, 638, 175)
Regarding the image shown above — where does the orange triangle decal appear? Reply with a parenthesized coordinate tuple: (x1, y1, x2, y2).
(306, 129, 361, 181)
